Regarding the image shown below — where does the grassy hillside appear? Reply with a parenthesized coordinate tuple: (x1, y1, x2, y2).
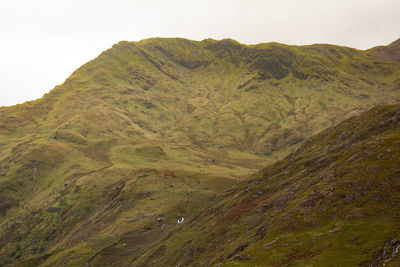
(134, 103, 400, 266)
(0, 37, 399, 266)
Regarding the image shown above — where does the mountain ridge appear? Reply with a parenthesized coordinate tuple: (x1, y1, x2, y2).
(3, 36, 399, 108)
(0, 37, 400, 266)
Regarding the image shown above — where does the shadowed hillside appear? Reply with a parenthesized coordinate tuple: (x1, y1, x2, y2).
(132, 104, 400, 266)
(0, 37, 399, 266)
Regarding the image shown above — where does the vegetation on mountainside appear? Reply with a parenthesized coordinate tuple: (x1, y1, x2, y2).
(0, 37, 399, 265)
(134, 104, 400, 266)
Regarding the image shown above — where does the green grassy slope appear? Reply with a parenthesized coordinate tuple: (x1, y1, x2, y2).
(136, 103, 400, 267)
(0, 37, 399, 266)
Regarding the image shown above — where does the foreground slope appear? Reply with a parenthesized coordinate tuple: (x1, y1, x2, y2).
(137, 104, 400, 266)
(0, 38, 399, 265)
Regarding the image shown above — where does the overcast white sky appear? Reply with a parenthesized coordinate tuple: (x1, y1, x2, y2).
(1, 0, 400, 107)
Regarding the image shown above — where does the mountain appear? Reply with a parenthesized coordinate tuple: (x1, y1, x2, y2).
(369, 38, 400, 62)
(134, 103, 400, 266)
(0, 37, 399, 266)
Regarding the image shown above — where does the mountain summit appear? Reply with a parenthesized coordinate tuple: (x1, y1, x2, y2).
(0, 38, 400, 266)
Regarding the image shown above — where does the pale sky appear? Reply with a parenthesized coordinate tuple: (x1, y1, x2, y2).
(1, 0, 400, 107)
